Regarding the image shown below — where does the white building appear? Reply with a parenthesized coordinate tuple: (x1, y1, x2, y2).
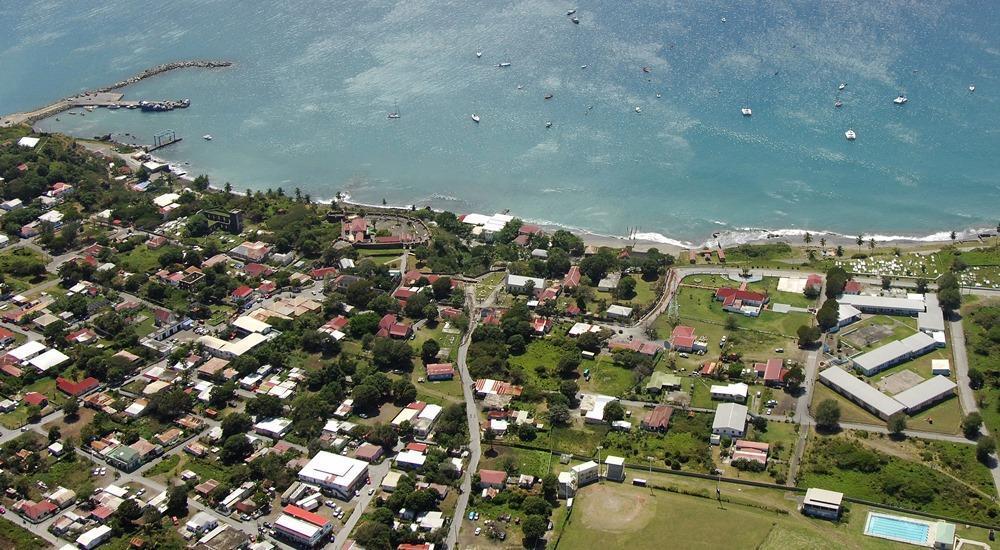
(838, 294, 926, 316)
(578, 393, 617, 423)
(297, 451, 368, 500)
(605, 455, 625, 482)
(505, 273, 545, 295)
(254, 417, 293, 439)
(606, 305, 634, 320)
(818, 367, 905, 420)
(918, 293, 946, 335)
(931, 359, 951, 377)
(233, 316, 273, 335)
(394, 450, 427, 470)
(712, 403, 748, 438)
(185, 511, 219, 534)
(557, 471, 577, 499)
(274, 504, 333, 547)
(28, 348, 70, 373)
(8, 340, 46, 363)
(852, 331, 938, 376)
(802, 488, 844, 520)
(75, 525, 112, 549)
(17, 136, 40, 148)
(892, 376, 957, 414)
(571, 461, 599, 487)
(710, 382, 749, 403)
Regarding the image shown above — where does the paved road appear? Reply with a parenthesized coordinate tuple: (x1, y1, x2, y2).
(445, 286, 483, 550)
(332, 457, 391, 549)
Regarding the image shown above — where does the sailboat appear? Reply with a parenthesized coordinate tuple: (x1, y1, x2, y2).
(838, 82, 846, 91)
(476, 51, 482, 58)
(893, 94, 908, 105)
(387, 101, 400, 119)
(741, 106, 752, 117)
(969, 84, 976, 93)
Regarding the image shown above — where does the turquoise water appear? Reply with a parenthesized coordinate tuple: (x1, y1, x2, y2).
(864, 513, 931, 544)
(2, 1, 998, 245)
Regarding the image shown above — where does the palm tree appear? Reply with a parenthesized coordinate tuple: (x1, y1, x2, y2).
(950, 230, 957, 242)
(819, 237, 826, 250)
(803, 232, 812, 245)
(856, 234, 864, 251)
(868, 238, 876, 252)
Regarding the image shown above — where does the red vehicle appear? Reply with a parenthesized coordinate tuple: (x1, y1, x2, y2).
(171, 516, 179, 526)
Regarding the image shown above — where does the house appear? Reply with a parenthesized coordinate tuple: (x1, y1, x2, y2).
(23, 392, 47, 407)
(0, 327, 14, 346)
(505, 274, 545, 295)
(254, 417, 293, 439)
(837, 303, 862, 329)
(611, 339, 661, 357)
(56, 376, 99, 396)
(712, 403, 748, 438)
(715, 287, 769, 317)
(605, 456, 626, 482)
(818, 367, 904, 420)
(668, 325, 707, 353)
(578, 393, 617, 423)
(244, 262, 273, 279)
(931, 359, 951, 377)
(732, 440, 769, 464)
(805, 274, 823, 292)
(395, 450, 427, 470)
(843, 281, 863, 295)
(754, 358, 788, 387)
(310, 267, 339, 280)
(558, 471, 577, 499)
(231, 285, 254, 302)
(355, 443, 384, 463)
(377, 314, 412, 339)
(851, 332, 938, 376)
(597, 272, 621, 292)
(563, 266, 581, 288)
(710, 382, 748, 403)
(154, 428, 182, 447)
(606, 305, 633, 320)
(478, 469, 507, 489)
(186, 511, 220, 535)
(892, 376, 957, 414)
(425, 363, 455, 381)
(66, 328, 98, 345)
(15, 498, 56, 522)
(801, 488, 844, 520)
(645, 371, 681, 394)
(229, 241, 271, 263)
(76, 525, 113, 550)
(106, 445, 143, 472)
(642, 405, 674, 431)
(146, 235, 168, 249)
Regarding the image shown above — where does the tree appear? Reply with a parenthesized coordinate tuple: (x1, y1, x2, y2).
(614, 276, 637, 300)
(950, 230, 957, 242)
(559, 380, 579, 403)
(803, 232, 812, 245)
(816, 298, 839, 331)
(166, 484, 189, 517)
(604, 401, 625, 422)
(421, 339, 440, 363)
(797, 324, 821, 348)
(881, 276, 892, 289)
(507, 334, 526, 355)
(962, 412, 983, 439)
(185, 214, 210, 237)
(835, 245, 844, 257)
(521, 515, 548, 542)
(542, 473, 559, 502)
(856, 234, 864, 251)
(556, 353, 580, 377)
(887, 412, 907, 435)
(548, 403, 570, 426)
(724, 315, 738, 331)
(483, 428, 496, 451)
(977, 435, 996, 463)
(784, 365, 805, 390)
(391, 378, 417, 404)
(352, 384, 382, 411)
(937, 287, 961, 313)
(522, 496, 550, 516)
(815, 399, 841, 430)
(222, 413, 253, 439)
(354, 520, 392, 550)
(62, 399, 80, 419)
(220, 434, 254, 464)
(246, 395, 284, 419)
(348, 311, 381, 337)
(915, 278, 929, 294)
(367, 423, 397, 448)
(372, 338, 413, 371)
(345, 280, 375, 308)
(968, 368, 985, 390)
(431, 277, 453, 299)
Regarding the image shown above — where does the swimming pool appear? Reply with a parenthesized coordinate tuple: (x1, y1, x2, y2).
(864, 512, 932, 546)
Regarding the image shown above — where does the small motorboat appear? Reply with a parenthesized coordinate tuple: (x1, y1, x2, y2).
(969, 84, 976, 92)
(655, 93, 661, 98)
(581, 64, 588, 69)
(516, 85, 524, 90)
(835, 99, 843, 108)
(634, 106, 642, 113)
(741, 107, 752, 117)
(567, 9, 576, 15)
(571, 17, 580, 24)
(202, 134, 213, 141)
(721, 17, 727, 23)
(845, 129, 856, 141)
(107, 104, 120, 110)
(642, 66, 651, 73)
(476, 51, 482, 58)
(544, 94, 553, 100)
(498, 62, 511, 68)
(471, 114, 480, 123)
(545, 121, 552, 128)
(838, 82, 846, 91)
(893, 94, 908, 104)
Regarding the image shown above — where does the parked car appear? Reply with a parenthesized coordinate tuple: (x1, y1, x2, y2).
(474, 527, 482, 536)
(368, 488, 375, 496)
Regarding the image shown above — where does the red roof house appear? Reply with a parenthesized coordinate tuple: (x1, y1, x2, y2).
(377, 314, 412, 339)
(641, 405, 673, 431)
(425, 363, 455, 381)
(57, 376, 100, 396)
(231, 285, 253, 301)
(244, 263, 273, 278)
(562, 266, 581, 288)
(478, 469, 508, 488)
(23, 392, 47, 407)
(309, 267, 339, 280)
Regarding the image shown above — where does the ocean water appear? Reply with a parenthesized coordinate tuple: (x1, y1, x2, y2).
(3, 0, 998, 246)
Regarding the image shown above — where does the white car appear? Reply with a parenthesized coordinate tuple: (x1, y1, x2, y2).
(368, 488, 375, 496)
(474, 527, 482, 536)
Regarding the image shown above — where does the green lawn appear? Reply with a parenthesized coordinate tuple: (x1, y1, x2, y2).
(475, 272, 505, 301)
(116, 244, 165, 274)
(508, 339, 572, 391)
(672, 285, 811, 338)
(145, 454, 182, 477)
(0, 517, 47, 548)
(0, 247, 53, 291)
(578, 357, 638, 397)
(558, 481, 934, 550)
(479, 446, 552, 478)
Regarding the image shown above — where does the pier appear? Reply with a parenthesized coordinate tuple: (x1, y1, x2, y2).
(0, 59, 232, 127)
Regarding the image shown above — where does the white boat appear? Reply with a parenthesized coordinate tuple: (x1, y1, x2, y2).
(838, 83, 846, 91)
(202, 134, 213, 141)
(498, 62, 511, 68)
(476, 51, 482, 58)
(634, 106, 642, 113)
(845, 129, 856, 141)
(545, 121, 552, 128)
(835, 99, 843, 108)
(741, 107, 752, 117)
(516, 85, 524, 90)
(969, 84, 976, 92)
(571, 17, 580, 24)
(387, 101, 401, 119)
(471, 114, 480, 123)
(567, 9, 576, 15)
(893, 94, 908, 104)
(581, 65, 588, 69)
(721, 17, 727, 23)
(655, 93, 661, 98)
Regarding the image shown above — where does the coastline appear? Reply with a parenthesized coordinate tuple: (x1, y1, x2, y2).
(78, 138, 997, 258)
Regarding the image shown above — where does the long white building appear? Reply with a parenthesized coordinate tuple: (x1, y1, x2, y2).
(297, 451, 368, 500)
(819, 367, 905, 420)
(852, 331, 938, 376)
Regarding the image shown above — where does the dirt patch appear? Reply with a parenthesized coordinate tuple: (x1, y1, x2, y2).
(844, 324, 893, 348)
(877, 370, 924, 394)
(577, 484, 656, 532)
(44, 407, 96, 440)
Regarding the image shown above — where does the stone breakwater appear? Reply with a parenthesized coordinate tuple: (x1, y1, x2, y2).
(0, 60, 233, 127)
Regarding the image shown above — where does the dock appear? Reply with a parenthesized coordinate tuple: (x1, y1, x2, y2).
(0, 59, 231, 127)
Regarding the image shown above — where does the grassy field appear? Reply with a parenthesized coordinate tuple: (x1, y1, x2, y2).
(811, 377, 962, 435)
(669, 284, 811, 339)
(115, 244, 163, 273)
(0, 517, 48, 548)
(479, 446, 553, 478)
(0, 247, 53, 291)
(798, 433, 999, 523)
(557, 482, 957, 550)
(508, 339, 573, 391)
(578, 356, 638, 397)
